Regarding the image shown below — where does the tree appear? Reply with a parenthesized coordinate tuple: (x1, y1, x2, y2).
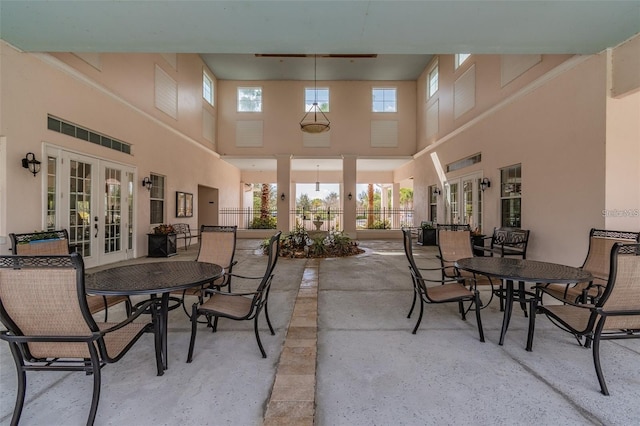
(399, 188, 413, 210)
(367, 183, 375, 228)
(297, 193, 312, 212)
(324, 192, 339, 209)
(260, 184, 271, 219)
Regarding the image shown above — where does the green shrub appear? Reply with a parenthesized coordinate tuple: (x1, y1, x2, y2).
(250, 216, 277, 229)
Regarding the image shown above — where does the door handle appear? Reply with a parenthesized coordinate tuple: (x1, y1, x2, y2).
(94, 223, 99, 238)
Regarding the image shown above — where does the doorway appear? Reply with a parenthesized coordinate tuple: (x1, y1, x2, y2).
(198, 185, 218, 228)
(444, 172, 484, 232)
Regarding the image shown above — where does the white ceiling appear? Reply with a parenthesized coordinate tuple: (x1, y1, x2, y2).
(2, 1, 637, 172)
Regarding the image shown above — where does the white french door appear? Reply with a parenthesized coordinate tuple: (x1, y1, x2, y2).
(444, 172, 484, 233)
(46, 147, 135, 268)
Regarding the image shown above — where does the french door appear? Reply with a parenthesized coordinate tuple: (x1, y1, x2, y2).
(46, 147, 135, 268)
(444, 172, 484, 233)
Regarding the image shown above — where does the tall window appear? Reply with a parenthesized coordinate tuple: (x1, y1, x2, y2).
(305, 88, 329, 112)
(429, 185, 438, 222)
(372, 88, 397, 112)
(150, 173, 165, 224)
(500, 164, 522, 227)
(203, 71, 214, 106)
(455, 53, 471, 69)
(237, 87, 262, 112)
(46, 156, 57, 230)
(427, 62, 439, 98)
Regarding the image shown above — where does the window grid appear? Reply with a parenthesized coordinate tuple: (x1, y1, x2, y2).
(305, 88, 329, 112)
(46, 156, 57, 230)
(372, 88, 397, 113)
(500, 164, 522, 228)
(237, 87, 262, 112)
(150, 174, 165, 224)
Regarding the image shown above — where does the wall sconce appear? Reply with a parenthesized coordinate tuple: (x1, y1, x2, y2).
(22, 152, 41, 177)
(480, 178, 491, 191)
(348, 192, 353, 201)
(281, 193, 286, 201)
(433, 187, 442, 195)
(142, 177, 153, 191)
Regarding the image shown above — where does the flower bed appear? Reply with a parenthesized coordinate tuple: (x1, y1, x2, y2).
(263, 225, 363, 258)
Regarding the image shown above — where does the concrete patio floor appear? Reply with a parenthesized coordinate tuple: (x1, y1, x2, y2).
(1, 239, 639, 425)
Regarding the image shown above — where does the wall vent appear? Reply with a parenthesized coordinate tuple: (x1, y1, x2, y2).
(47, 115, 131, 154)
(155, 65, 177, 119)
(454, 64, 476, 119)
(236, 120, 263, 147)
(370, 120, 398, 147)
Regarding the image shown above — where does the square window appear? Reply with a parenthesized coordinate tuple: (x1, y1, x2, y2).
(238, 87, 262, 112)
(372, 88, 397, 112)
(305, 88, 329, 112)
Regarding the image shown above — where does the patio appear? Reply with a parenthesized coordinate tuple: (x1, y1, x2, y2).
(1, 239, 639, 425)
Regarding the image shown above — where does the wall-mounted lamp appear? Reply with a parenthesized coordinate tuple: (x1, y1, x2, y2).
(348, 192, 353, 201)
(142, 177, 153, 191)
(433, 187, 442, 195)
(22, 152, 41, 177)
(480, 178, 491, 192)
(281, 193, 286, 201)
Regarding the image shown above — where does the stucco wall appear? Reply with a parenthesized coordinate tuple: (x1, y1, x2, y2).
(0, 42, 239, 257)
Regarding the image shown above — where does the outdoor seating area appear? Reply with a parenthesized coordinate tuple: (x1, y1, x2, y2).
(1, 238, 639, 425)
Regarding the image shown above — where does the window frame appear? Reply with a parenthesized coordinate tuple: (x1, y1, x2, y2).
(427, 61, 439, 98)
(237, 86, 263, 112)
(304, 87, 330, 112)
(500, 164, 522, 228)
(149, 173, 166, 225)
(455, 53, 471, 69)
(372, 87, 397, 113)
(203, 71, 214, 106)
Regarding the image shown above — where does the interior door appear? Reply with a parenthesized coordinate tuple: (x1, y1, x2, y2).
(48, 149, 135, 268)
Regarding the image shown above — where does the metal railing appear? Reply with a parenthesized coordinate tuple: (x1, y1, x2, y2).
(219, 207, 414, 231)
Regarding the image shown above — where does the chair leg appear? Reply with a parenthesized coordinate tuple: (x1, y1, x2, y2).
(187, 303, 199, 363)
(87, 346, 102, 425)
(264, 299, 275, 335)
(254, 315, 267, 358)
(593, 321, 610, 395)
(459, 300, 467, 320)
(212, 316, 219, 332)
(412, 297, 424, 334)
(474, 291, 485, 342)
(8, 343, 26, 426)
(407, 285, 417, 318)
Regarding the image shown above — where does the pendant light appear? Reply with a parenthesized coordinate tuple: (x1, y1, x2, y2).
(315, 165, 320, 191)
(300, 55, 330, 134)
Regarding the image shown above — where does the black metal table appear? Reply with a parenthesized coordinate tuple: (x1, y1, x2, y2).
(455, 257, 592, 351)
(86, 261, 223, 375)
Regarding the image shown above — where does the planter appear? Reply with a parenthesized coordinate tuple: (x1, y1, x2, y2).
(148, 233, 177, 257)
(471, 235, 486, 257)
(418, 228, 437, 246)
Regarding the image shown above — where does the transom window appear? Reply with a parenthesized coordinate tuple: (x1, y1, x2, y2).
(455, 53, 471, 69)
(237, 87, 262, 112)
(428, 61, 439, 98)
(203, 71, 214, 106)
(372, 88, 397, 112)
(305, 88, 329, 112)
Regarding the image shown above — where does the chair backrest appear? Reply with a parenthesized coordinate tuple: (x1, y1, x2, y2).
(437, 229, 473, 277)
(595, 243, 640, 330)
(402, 228, 419, 276)
(196, 225, 238, 269)
(0, 253, 97, 360)
(436, 224, 471, 232)
(251, 231, 282, 306)
(9, 230, 71, 255)
(582, 229, 640, 282)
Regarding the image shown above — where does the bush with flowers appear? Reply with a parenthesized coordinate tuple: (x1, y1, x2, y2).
(153, 224, 176, 234)
(263, 224, 362, 258)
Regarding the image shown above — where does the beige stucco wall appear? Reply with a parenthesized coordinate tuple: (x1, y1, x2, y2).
(413, 53, 609, 265)
(0, 42, 239, 257)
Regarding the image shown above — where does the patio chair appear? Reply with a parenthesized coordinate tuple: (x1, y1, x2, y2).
(532, 242, 640, 395)
(401, 229, 484, 341)
(473, 227, 530, 259)
(0, 253, 158, 425)
(171, 225, 238, 316)
(187, 231, 281, 360)
(437, 229, 498, 309)
(537, 228, 640, 304)
(9, 230, 131, 321)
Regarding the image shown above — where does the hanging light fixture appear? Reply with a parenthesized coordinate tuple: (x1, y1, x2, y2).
(315, 165, 320, 191)
(300, 55, 330, 134)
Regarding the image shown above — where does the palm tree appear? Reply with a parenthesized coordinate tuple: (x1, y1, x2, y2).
(367, 183, 375, 228)
(260, 183, 271, 219)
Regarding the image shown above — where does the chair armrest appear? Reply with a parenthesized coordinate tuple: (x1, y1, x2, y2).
(97, 299, 155, 334)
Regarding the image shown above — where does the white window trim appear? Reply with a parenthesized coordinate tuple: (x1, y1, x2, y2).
(203, 71, 214, 106)
(305, 87, 330, 112)
(427, 60, 439, 99)
(372, 87, 398, 113)
(455, 53, 471, 69)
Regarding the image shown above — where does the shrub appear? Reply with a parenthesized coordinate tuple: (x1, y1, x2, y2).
(250, 216, 277, 229)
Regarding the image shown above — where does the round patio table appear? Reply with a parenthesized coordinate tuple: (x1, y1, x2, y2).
(455, 257, 592, 351)
(86, 261, 223, 375)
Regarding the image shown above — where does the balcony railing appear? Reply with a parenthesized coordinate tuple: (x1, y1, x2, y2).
(219, 207, 414, 231)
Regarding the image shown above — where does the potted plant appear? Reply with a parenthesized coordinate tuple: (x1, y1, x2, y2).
(148, 224, 177, 257)
(419, 221, 437, 246)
